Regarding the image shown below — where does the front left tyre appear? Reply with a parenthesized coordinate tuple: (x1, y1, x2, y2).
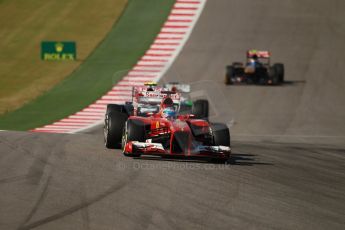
(211, 123, 230, 146)
(210, 123, 232, 164)
(273, 63, 285, 83)
(269, 67, 279, 85)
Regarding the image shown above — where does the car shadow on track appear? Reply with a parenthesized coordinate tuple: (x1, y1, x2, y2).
(131, 153, 273, 166)
(226, 80, 306, 87)
(133, 155, 217, 164)
(230, 153, 273, 166)
(281, 80, 306, 86)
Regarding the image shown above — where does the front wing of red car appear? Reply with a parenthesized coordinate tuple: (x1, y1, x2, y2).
(124, 141, 231, 159)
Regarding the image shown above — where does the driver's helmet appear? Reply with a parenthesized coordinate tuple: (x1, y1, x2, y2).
(248, 55, 259, 68)
(147, 86, 155, 91)
(161, 97, 174, 109)
(145, 82, 157, 91)
(162, 107, 176, 119)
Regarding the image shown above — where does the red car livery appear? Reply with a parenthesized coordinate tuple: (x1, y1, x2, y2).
(104, 84, 231, 163)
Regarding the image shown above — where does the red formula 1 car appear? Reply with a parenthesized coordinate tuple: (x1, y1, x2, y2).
(104, 85, 231, 163)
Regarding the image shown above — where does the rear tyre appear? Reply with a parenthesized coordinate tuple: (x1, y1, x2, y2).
(211, 123, 230, 146)
(273, 63, 284, 83)
(192, 99, 209, 120)
(225, 65, 234, 85)
(104, 104, 128, 149)
(122, 119, 146, 157)
(179, 103, 193, 115)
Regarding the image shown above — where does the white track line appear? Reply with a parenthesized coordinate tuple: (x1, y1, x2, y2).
(31, 0, 207, 134)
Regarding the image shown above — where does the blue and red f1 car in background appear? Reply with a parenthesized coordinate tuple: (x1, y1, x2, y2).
(225, 50, 285, 85)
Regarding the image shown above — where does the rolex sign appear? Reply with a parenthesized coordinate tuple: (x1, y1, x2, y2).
(41, 41, 76, 61)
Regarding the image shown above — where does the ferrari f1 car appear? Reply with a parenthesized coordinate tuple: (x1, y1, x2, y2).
(104, 85, 231, 163)
(225, 50, 285, 85)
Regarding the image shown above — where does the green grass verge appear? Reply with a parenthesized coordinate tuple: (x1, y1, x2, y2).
(0, 0, 127, 115)
(0, 0, 175, 130)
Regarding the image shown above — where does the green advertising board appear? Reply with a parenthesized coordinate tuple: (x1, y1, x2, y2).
(41, 41, 76, 61)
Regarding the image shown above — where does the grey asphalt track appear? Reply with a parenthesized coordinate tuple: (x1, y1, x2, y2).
(1, 0, 345, 229)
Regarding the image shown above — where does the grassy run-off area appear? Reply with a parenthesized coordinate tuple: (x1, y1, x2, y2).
(0, 0, 175, 130)
(0, 0, 127, 114)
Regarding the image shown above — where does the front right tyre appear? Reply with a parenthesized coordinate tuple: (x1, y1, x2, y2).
(225, 65, 234, 85)
(122, 119, 146, 157)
